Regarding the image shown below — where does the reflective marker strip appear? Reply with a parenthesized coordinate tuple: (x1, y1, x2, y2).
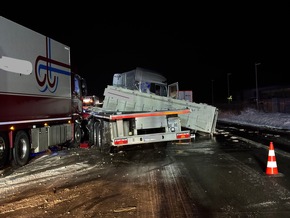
(267, 161, 277, 168)
(268, 150, 275, 156)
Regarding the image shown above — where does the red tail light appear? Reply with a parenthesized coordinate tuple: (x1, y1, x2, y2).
(114, 138, 128, 145)
(176, 132, 190, 139)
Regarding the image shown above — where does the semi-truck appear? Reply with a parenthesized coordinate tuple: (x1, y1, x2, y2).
(0, 16, 87, 168)
(101, 67, 218, 136)
(82, 69, 193, 152)
(83, 67, 218, 152)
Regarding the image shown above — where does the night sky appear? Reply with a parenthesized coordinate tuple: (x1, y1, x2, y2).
(1, 4, 290, 104)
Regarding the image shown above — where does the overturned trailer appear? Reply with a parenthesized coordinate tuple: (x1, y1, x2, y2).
(102, 68, 218, 136)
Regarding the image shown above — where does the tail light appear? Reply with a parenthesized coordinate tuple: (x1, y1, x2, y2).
(176, 132, 190, 139)
(114, 138, 128, 145)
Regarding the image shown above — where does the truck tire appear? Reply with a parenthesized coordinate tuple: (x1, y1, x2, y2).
(93, 121, 102, 149)
(72, 123, 82, 148)
(0, 133, 10, 169)
(13, 131, 30, 166)
(94, 121, 111, 153)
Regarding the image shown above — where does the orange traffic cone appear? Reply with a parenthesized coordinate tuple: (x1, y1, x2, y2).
(266, 142, 279, 175)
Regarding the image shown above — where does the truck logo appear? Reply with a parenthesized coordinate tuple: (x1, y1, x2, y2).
(35, 55, 71, 93)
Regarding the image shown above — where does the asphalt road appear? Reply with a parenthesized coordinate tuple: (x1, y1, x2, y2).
(1, 133, 290, 217)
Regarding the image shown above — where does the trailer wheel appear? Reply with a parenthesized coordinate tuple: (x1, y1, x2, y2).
(13, 131, 30, 166)
(72, 123, 82, 148)
(93, 121, 102, 149)
(0, 133, 10, 169)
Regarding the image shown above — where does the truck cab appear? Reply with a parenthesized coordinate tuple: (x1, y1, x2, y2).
(112, 67, 169, 97)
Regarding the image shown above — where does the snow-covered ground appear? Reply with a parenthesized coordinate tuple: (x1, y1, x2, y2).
(218, 108, 290, 131)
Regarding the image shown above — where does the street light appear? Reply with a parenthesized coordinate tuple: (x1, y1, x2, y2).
(255, 62, 261, 110)
(227, 73, 231, 103)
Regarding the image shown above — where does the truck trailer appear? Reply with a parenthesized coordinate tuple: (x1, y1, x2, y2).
(102, 67, 218, 136)
(0, 16, 87, 168)
(83, 107, 192, 152)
